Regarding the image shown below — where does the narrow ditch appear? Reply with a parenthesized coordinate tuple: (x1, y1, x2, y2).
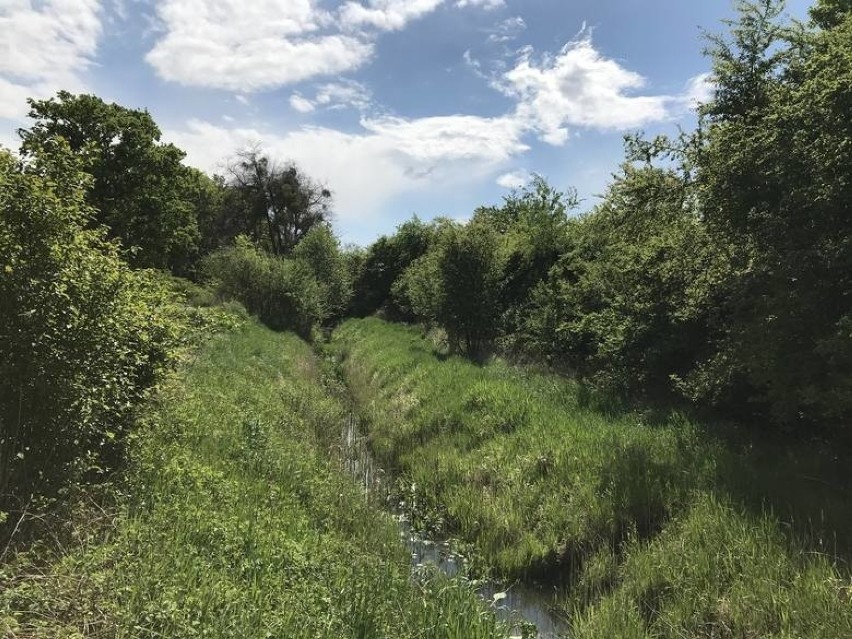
(340, 409, 570, 638)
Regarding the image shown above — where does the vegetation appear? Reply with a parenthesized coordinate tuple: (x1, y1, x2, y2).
(0, 141, 178, 518)
(365, 1, 852, 429)
(333, 317, 852, 636)
(2, 1, 851, 637)
(1, 320, 507, 638)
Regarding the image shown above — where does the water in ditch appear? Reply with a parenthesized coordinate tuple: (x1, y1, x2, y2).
(341, 412, 570, 638)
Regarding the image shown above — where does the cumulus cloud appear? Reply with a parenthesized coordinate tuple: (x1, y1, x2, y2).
(146, 0, 373, 91)
(496, 170, 529, 189)
(338, 0, 445, 31)
(497, 34, 672, 145)
(457, 0, 504, 10)
(0, 0, 102, 119)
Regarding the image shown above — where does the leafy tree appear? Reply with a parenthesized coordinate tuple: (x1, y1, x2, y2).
(810, 0, 852, 28)
(694, 0, 852, 423)
(202, 237, 323, 338)
(220, 148, 332, 256)
(352, 216, 436, 318)
(18, 92, 200, 272)
(474, 176, 577, 339)
(525, 153, 728, 396)
(292, 225, 353, 323)
(394, 220, 502, 357)
(0, 139, 177, 510)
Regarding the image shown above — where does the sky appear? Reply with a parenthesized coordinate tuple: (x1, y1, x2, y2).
(0, 0, 814, 245)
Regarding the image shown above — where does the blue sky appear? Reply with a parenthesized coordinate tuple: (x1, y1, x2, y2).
(0, 0, 814, 245)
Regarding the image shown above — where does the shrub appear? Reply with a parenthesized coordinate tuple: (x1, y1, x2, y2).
(202, 237, 323, 337)
(0, 141, 177, 514)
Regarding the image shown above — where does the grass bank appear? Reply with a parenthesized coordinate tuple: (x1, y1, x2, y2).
(332, 317, 852, 637)
(1, 319, 507, 638)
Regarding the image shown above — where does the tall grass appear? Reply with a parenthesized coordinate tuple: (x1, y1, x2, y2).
(1, 320, 507, 639)
(332, 317, 852, 636)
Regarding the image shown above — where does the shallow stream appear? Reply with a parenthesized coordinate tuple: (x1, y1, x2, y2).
(341, 412, 570, 638)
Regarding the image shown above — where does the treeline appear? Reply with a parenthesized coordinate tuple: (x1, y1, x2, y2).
(350, 0, 852, 430)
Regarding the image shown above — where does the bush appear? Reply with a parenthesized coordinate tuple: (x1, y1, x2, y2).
(0, 141, 178, 513)
(202, 237, 323, 337)
(291, 225, 352, 323)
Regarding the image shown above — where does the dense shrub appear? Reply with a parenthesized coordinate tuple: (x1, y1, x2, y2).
(0, 141, 178, 513)
(291, 225, 353, 323)
(351, 217, 436, 318)
(202, 237, 324, 337)
(393, 221, 503, 357)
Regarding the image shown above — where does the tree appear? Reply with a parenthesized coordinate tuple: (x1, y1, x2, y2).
(352, 216, 436, 318)
(292, 225, 353, 323)
(221, 148, 332, 256)
(0, 139, 176, 508)
(693, 0, 852, 423)
(18, 92, 200, 272)
(473, 176, 577, 339)
(810, 0, 852, 29)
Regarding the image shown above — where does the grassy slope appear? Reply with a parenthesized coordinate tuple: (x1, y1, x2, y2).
(332, 317, 852, 638)
(1, 320, 506, 639)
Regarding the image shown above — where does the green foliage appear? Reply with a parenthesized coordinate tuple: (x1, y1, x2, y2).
(18, 92, 201, 272)
(1, 322, 507, 639)
(474, 176, 576, 340)
(0, 141, 178, 512)
(435, 222, 504, 356)
(352, 216, 437, 318)
(692, 0, 852, 423)
(292, 224, 353, 322)
(333, 318, 852, 636)
(202, 237, 324, 337)
(213, 148, 333, 256)
(810, 0, 852, 29)
(524, 161, 728, 398)
(392, 219, 503, 356)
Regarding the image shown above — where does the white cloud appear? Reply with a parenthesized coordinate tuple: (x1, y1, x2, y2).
(361, 114, 525, 165)
(679, 72, 714, 108)
(0, 0, 102, 119)
(165, 112, 527, 224)
(487, 16, 525, 43)
(316, 80, 372, 110)
(289, 80, 372, 113)
(497, 34, 672, 145)
(457, 0, 504, 10)
(496, 170, 528, 189)
(339, 0, 444, 31)
(146, 0, 373, 91)
(289, 94, 316, 113)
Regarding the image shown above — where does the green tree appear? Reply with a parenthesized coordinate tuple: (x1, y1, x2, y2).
(292, 225, 353, 323)
(694, 0, 852, 423)
(473, 176, 577, 340)
(0, 139, 176, 510)
(18, 92, 200, 272)
(220, 148, 332, 256)
(352, 216, 436, 318)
